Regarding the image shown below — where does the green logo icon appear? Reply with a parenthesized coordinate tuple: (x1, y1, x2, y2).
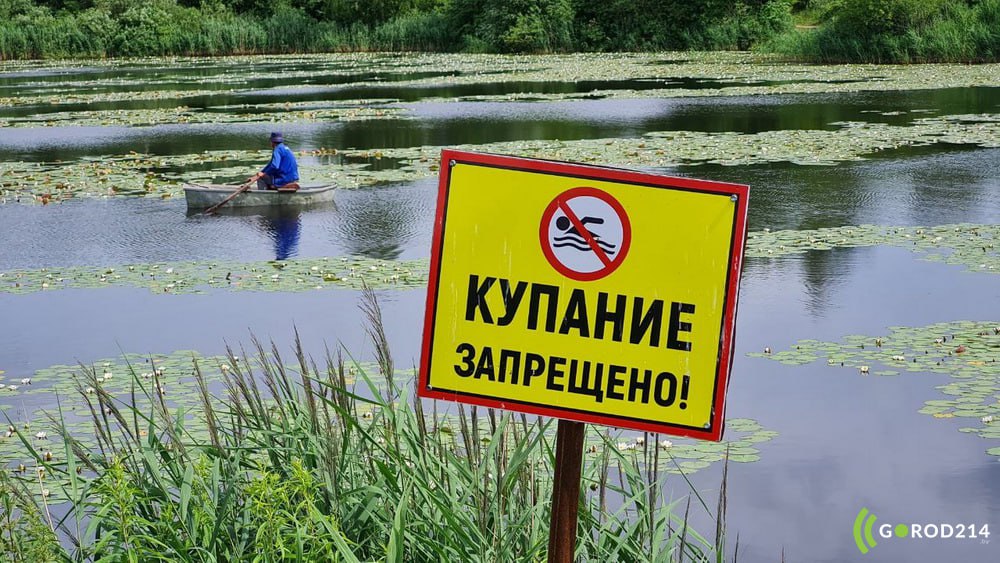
(854, 507, 879, 554)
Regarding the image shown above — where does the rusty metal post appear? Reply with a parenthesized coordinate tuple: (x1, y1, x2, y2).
(547, 419, 586, 563)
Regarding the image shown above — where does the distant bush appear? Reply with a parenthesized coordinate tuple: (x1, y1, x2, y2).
(571, 0, 792, 51)
(836, 0, 945, 35)
(691, 0, 795, 50)
(370, 11, 454, 51)
(447, 0, 574, 53)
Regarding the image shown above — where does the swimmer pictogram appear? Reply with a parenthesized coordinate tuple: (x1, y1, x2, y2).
(540, 187, 631, 281)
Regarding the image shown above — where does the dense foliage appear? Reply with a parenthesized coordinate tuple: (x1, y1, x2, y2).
(0, 0, 792, 58)
(772, 0, 1000, 62)
(0, 1, 998, 64)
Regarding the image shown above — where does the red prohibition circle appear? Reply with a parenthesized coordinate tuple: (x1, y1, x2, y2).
(539, 187, 632, 281)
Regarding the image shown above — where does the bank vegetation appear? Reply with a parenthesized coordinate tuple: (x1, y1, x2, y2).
(1, 0, 998, 63)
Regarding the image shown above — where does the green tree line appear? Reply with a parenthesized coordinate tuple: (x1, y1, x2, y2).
(0, 0, 998, 61)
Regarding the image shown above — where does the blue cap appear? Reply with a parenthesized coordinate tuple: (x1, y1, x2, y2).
(269, 132, 284, 143)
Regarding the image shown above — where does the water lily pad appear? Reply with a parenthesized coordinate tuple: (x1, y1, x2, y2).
(0, 256, 429, 295)
(751, 320, 1000, 454)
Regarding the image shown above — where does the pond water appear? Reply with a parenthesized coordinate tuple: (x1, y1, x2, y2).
(1, 54, 998, 562)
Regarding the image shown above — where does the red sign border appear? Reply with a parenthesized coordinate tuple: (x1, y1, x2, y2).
(539, 186, 632, 281)
(419, 149, 749, 442)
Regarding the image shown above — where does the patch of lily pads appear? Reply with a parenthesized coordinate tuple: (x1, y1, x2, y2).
(6, 112, 1000, 205)
(3, 222, 995, 296)
(3, 52, 1000, 111)
(749, 320, 1000, 458)
(586, 417, 776, 473)
(746, 223, 1000, 274)
(0, 255, 429, 295)
(0, 103, 403, 129)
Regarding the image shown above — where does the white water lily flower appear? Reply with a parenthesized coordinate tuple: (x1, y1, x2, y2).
(983, 415, 995, 424)
(660, 440, 673, 449)
(85, 387, 95, 394)
(35, 431, 47, 439)
(860, 366, 870, 374)
(20, 378, 30, 384)
(165, 268, 173, 274)
(7, 385, 18, 391)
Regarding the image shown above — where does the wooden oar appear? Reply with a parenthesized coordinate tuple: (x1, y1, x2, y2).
(203, 182, 252, 215)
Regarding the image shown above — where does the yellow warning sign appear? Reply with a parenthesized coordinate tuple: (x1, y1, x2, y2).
(419, 150, 749, 441)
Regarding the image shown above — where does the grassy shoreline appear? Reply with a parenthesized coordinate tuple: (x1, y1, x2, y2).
(2, 1, 999, 63)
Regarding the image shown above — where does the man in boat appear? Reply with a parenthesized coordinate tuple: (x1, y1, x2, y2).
(246, 132, 300, 191)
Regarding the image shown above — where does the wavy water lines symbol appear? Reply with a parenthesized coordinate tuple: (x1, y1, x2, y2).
(552, 215, 617, 254)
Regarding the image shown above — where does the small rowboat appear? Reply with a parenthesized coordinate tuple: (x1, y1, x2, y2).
(183, 183, 336, 210)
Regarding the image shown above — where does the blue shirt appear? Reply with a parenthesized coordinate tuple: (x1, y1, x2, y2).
(261, 143, 299, 186)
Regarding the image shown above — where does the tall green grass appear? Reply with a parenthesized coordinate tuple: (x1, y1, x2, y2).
(1, 288, 728, 561)
(769, 0, 1000, 63)
(0, 6, 455, 59)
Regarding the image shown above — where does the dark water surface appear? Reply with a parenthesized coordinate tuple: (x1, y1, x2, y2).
(3, 86, 999, 162)
(1, 59, 998, 562)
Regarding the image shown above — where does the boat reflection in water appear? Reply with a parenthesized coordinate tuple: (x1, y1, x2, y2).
(188, 203, 331, 260)
(258, 208, 302, 260)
